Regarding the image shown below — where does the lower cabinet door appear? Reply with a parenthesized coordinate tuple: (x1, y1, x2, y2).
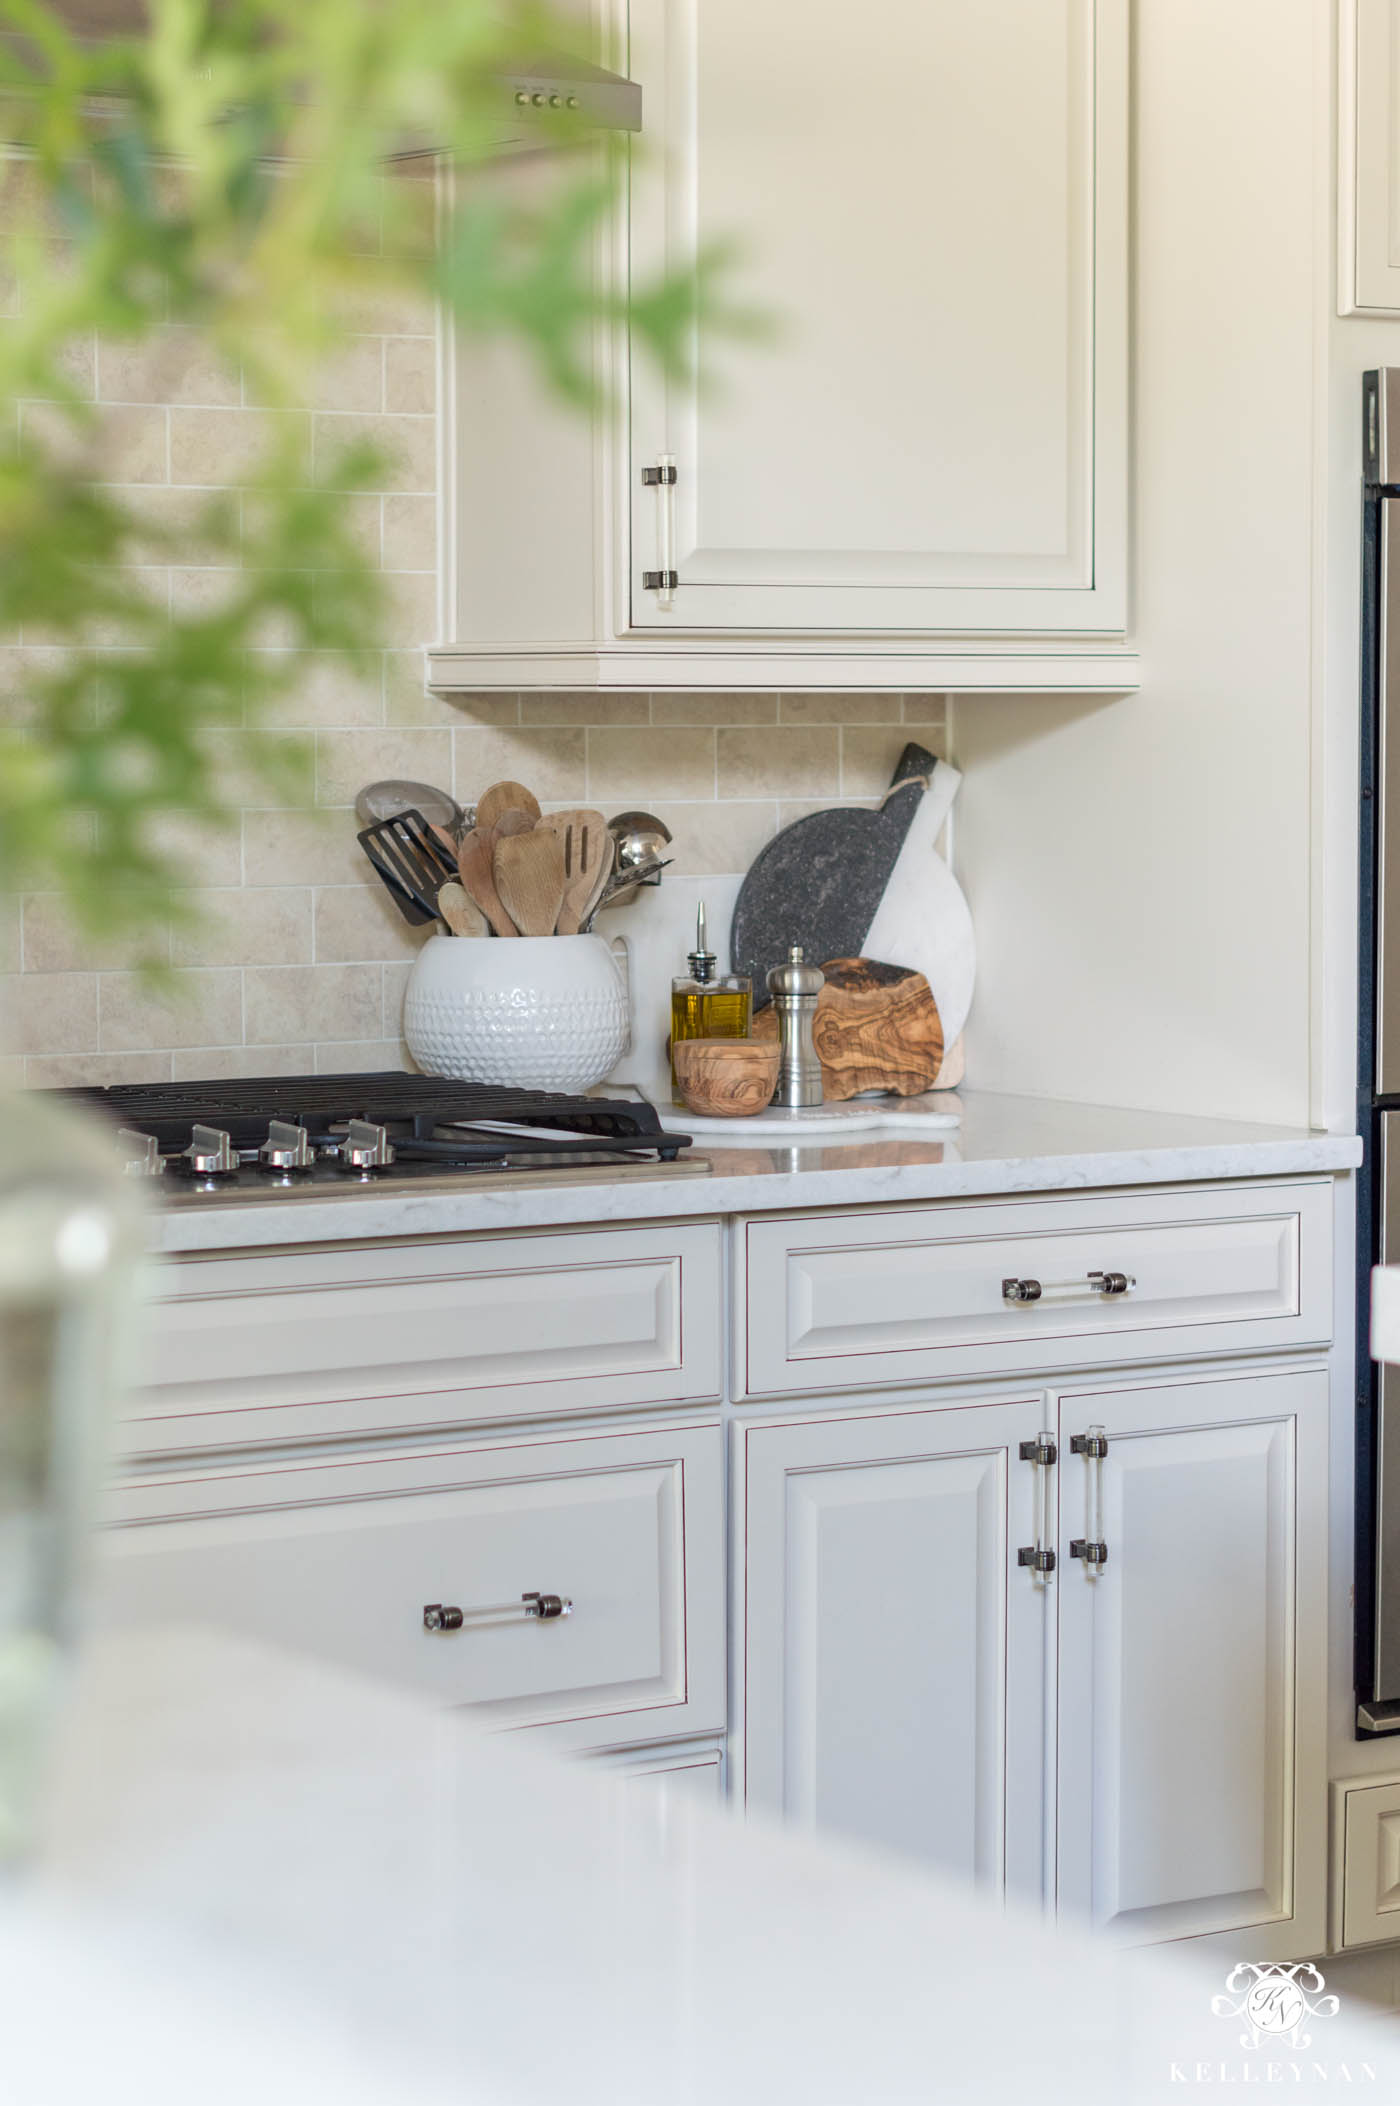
(1055, 1367, 1327, 1955)
(738, 1396, 1049, 1904)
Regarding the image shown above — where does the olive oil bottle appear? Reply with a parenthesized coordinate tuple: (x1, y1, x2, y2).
(669, 900, 752, 1104)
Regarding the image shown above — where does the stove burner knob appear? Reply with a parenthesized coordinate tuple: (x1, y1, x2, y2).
(340, 1118, 395, 1171)
(116, 1129, 165, 1178)
(182, 1124, 238, 1176)
(259, 1118, 314, 1172)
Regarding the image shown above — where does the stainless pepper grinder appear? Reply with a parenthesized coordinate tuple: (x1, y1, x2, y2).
(767, 945, 825, 1108)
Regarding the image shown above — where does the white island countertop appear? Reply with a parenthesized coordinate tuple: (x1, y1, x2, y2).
(148, 1088, 1362, 1255)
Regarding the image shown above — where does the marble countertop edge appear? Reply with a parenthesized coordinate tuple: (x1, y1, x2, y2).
(143, 1090, 1363, 1255)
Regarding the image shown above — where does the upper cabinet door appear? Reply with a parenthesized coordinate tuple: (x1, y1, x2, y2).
(1055, 1369, 1327, 1959)
(624, 0, 1127, 636)
(1341, 0, 1400, 314)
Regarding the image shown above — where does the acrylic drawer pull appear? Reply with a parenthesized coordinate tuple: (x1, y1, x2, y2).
(1001, 1270, 1136, 1305)
(423, 1592, 572, 1632)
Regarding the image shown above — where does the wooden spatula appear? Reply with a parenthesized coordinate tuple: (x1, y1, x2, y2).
(437, 880, 487, 937)
(477, 780, 542, 833)
(540, 808, 613, 935)
(494, 828, 567, 938)
(457, 826, 517, 937)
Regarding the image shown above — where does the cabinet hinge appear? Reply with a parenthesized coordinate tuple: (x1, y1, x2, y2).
(643, 569, 679, 592)
(1017, 1545, 1057, 1573)
(1018, 1435, 1057, 1466)
(1069, 1539, 1109, 1567)
(1070, 1432, 1108, 1459)
(641, 463, 678, 486)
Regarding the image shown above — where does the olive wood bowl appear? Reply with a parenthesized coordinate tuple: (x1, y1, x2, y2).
(673, 1037, 780, 1118)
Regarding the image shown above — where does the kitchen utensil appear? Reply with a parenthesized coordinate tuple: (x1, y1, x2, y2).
(403, 933, 631, 1091)
(860, 761, 974, 1052)
(672, 1037, 780, 1118)
(355, 779, 469, 840)
(457, 826, 518, 938)
(752, 957, 943, 1099)
(490, 807, 537, 841)
(539, 809, 613, 935)
(493, 828, 567, 938)
(605, 810, 673, 909)
(766, 946, 825, 1108)
(730, 743, 938, 1005)
(585, 856, 672, 926)
(476, 780, 542, 833)
(356, 808, 461, 927)
(436, 881, 488, 938)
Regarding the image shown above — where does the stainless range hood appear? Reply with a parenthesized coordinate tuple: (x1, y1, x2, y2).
(16, 3, 642, 150)
(499, 55, 641, 140)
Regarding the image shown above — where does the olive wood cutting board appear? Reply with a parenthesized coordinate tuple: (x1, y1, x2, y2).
(752, 956, 944, 1100)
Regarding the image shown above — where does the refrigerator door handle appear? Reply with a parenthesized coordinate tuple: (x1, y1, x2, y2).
(1376, 502, 1400, 1095)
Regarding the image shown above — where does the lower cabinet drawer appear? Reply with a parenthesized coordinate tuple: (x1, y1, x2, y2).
(127, 1220, 722, 1453)
(98, 1424, 724, 1754)
(738, 1181, 1332, 1397)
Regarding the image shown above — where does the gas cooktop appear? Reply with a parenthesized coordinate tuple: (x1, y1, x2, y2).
(55, 1072, 707, 1204)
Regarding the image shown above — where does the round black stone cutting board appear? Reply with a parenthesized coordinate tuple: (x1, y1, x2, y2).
(731, 742, 937, 1009)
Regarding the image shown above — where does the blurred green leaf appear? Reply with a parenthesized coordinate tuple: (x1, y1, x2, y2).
(0, 0, 750, 960)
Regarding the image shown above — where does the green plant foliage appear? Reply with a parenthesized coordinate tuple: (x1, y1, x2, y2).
(0, 0, 728, 956)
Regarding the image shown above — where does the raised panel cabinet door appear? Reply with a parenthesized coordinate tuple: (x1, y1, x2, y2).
(1341, 0, 1400, 314)
(1055, 1369, 1327, 1956)
(623, 0, 1127, 635)
(739, 1397, 1049, 1904)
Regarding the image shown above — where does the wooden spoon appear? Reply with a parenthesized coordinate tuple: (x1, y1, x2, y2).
(539, 808, 613, 935)
(491, 806, 537, 841)
(477, 780, 542, 833)
(457, 826, 517, 937)
(494, 828, 567, 938)
(436, 880, 487, 937)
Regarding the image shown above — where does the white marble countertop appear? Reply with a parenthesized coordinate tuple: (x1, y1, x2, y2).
(148, 1088, 1362, 1254)
(28, 1630, 1400, 2103)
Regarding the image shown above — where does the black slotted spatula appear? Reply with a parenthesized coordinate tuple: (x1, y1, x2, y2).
(356, 808, 460, 927)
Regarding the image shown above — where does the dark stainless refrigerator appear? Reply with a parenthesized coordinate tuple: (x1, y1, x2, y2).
(1358, 369, 1400, 1732)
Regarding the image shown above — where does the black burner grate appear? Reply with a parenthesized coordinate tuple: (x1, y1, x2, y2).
(54, 1071, 688, 1164)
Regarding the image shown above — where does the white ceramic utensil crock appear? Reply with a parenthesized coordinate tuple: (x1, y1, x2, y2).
(402, 933, 631, 1092)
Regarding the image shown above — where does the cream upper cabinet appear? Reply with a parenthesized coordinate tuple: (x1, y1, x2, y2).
(433, 0, 1133, 693)
(1341, 0, 1400, 314)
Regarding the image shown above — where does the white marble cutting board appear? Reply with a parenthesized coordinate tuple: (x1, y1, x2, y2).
(657, 1091, 962, 1138)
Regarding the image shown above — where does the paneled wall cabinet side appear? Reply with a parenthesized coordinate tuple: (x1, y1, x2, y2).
(736, 1394, 1052, 1905)
(734, 1180, 1334, 1402)
(123, 1220, 723, 1456)
(1340, 0, 1400, 315)
(430, 0, 1135, 696)
(98, 1423, 726, 1757)
(1332, 1774, 1400, 1947)
(1055, 1367, 1328, 1959)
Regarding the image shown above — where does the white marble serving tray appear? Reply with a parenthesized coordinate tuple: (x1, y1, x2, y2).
(657, 1091, 963, 1137)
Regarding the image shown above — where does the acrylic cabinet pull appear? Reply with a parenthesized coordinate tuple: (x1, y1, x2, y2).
(1001, 1270, 1135, 1305)
(641, 455, 678, 605)
(1016, 1433, 1058, 1580)
(1068, 1428, 1109, 1574)
(423, 1592, 572, 1632)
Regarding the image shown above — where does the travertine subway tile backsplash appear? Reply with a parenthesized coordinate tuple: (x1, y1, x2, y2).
(0, 257, 946, 1086)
